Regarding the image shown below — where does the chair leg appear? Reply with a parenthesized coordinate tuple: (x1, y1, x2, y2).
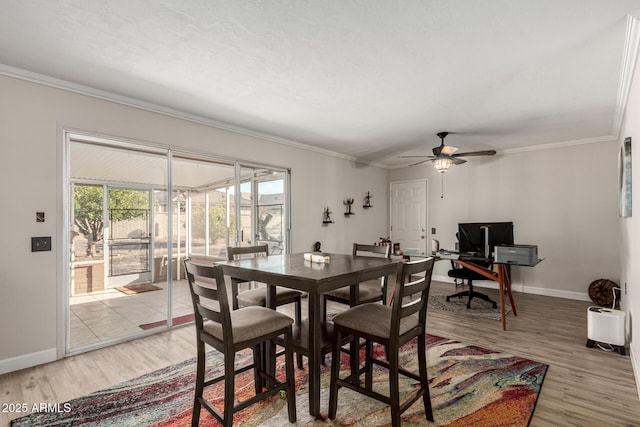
(328, 328, 343, 420)
(192, 341, 205, 427)
(388, 347, 401, 427)
(365, 339, 373, 391)
(284, 329, 297, 423)
(418, 333, 434, 422)
(466, 283, 473, 309)
(223, 352, 236, 427)
(295, 300, 303, 368)
(252, 345, 262, 395)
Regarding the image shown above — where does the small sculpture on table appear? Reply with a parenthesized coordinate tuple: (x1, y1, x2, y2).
(344, 198, 355, 216)
(322, 207, 334, 224)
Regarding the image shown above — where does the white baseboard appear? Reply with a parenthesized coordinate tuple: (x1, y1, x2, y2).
(631, 345, 640, 400)
(432, 275, 591, 301)
(0, 348, 57, 376)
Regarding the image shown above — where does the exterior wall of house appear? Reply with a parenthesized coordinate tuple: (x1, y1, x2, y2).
(0, 74, 389, 373)
(620, 48, 640, 398)
(389, 140, 621, 300)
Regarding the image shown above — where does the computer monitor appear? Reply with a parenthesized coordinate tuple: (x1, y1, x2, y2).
(458, 222, 514, 257)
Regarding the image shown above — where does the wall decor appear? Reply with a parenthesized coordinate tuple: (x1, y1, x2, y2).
(322, 207, 334, 224)
(344, 198, 355, 216)
(619, 137, 632, 217)
(363, 191, 373, 208)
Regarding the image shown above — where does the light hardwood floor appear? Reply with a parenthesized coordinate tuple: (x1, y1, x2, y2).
(1, 281, 639, 426)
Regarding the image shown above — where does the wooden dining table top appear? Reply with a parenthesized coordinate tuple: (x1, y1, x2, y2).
(218, 252, 399, 293)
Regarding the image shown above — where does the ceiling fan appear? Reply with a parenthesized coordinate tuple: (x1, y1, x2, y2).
(399, 132, 497, 172)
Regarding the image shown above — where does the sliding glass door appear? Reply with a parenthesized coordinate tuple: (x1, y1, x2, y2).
(66, 134, 290, 355)
(68, 139, 169, 351)
(235, 164, 290, 254)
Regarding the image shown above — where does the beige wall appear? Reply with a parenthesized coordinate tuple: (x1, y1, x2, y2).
(0, 69, 632, 385)
(620, 47, 640, 397)
(389, 140, 621, 299)
(0, 74, 389, 373)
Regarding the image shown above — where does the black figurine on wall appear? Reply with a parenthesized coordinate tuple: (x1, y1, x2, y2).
(323, 207, 334, 224)
(363, 191, 373, 208)
(344, 198, 355, 216)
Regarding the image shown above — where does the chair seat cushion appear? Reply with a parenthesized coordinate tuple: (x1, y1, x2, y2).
(237, 287, 302, 307)
(324, 281, 382, 302)
(333, 303, 419, 340)
(203, 306, 293, 344)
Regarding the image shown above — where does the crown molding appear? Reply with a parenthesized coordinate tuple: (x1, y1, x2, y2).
(499, 135, 618, 155)
(612, 11, 640, 140)
(0, 64, 384, 167)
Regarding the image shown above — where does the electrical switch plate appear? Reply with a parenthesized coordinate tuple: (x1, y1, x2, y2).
(31, 236, 51, 252)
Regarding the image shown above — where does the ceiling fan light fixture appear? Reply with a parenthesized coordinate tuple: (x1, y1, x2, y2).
(434, 157, 452, 172)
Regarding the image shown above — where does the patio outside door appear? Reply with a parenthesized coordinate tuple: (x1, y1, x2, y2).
(105, 187, 152, 288)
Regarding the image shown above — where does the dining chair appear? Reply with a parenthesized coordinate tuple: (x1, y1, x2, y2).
(322, 243, 392, 322)
(183, 260, 297, 427)
(328, 257, 435, 427)
(227, 244, 303, 368)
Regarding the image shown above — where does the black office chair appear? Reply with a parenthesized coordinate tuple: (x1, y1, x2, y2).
(446, 261, 497, 309)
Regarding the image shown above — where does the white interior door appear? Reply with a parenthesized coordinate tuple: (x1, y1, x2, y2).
(390, 180, 428, 256)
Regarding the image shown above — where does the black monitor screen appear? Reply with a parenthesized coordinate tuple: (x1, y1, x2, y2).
(458, 222, 514, 257)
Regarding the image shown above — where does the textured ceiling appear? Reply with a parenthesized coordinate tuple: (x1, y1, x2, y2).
(2, 0, 640, 167)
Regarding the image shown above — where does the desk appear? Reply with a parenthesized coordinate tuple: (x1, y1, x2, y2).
(449, 257, 517, 331)
(218, 252, 398, 418)
(409, 251, 518, 331)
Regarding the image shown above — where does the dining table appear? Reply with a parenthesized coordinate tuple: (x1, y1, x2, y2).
(218, 252, 399, 418)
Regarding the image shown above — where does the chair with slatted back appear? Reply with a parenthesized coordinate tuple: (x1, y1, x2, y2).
(328, 257, 435, 427)
(322, 243, 391, 322)
(227, 244, 303, 367)
(183, 260, 296, 427)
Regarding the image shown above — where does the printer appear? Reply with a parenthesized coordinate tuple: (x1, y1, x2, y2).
(494, 244, 538, 266)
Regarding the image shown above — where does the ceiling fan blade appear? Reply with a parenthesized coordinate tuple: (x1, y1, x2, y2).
(450, 157, 467, 165)
(409, 159, 431, 167)
(397, 155, 434, 158)
(452, 150, 497, 158)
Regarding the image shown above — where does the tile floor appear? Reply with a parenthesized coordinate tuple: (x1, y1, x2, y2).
(69, 280, 194, 349)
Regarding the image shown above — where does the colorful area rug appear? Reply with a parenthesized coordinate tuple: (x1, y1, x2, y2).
(139, 313, 195, 330)
(11, 335, 547, 426)
(115, 283, 162, 295)
(428, 291, 512, 321)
